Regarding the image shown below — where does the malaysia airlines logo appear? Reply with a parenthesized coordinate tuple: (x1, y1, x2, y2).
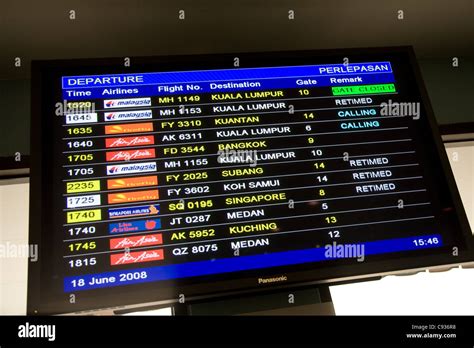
(106, 162, 157, 176)
(104, 97, 151, 109)
(104, 110, 153, 121)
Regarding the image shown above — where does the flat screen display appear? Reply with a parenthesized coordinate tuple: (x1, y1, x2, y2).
(28, 47, 474, 314)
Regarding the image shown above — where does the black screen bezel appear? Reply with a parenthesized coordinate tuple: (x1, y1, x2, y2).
(28, 46, 474, 315)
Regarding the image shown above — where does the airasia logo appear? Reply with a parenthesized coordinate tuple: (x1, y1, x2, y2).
(106, 149, 155, 161)
(106, 136, 154, 148)
(110, 249, 164, 265)
(110, 233, 163, 249)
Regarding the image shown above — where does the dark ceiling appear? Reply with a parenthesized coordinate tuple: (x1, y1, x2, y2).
(0, 0, 473, 79)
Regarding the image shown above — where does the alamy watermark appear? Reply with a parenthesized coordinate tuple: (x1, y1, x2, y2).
(324, 241, 365, 262)
(18, 322, 55, 341)
(380, 99, 420, 119)
(217, 149, 258, 167)
(55, 99, 96, 116)
(0, 242, 38, 262)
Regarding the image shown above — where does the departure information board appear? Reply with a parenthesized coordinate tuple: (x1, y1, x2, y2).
(28, 47, 474, 314)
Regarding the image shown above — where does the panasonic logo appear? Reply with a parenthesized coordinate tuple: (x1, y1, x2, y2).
(257, 275, 288, 284)
(104, 98, 151, 109)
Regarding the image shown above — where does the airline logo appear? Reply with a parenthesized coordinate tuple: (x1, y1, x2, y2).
(106, 162, 156, 176)
(108, 189, 159, 204)
(110, 248, 164, 265)
(109, 218, 161, 234)
(105, 122, 153, 135)
(107, 176, 158, 190)
(109, 233, 163, 250)
(104, 97, 151, 109)
(106, 148, 156, 162)
(104, 110, 152, 122)
(108, 204, 159, 219)
(105, 135, 155, 148)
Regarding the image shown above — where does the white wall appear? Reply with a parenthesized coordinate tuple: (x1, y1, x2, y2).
(332, 141, 474, 315)
(0, 180, 29, 314)
(0, 142, 472, 315)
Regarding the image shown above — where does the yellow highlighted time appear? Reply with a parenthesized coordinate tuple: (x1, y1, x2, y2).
(67, 209, 102, 223)
(66, 180, 100, 193)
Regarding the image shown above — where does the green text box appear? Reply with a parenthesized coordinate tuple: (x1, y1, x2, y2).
(332, 84, 396, 96)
